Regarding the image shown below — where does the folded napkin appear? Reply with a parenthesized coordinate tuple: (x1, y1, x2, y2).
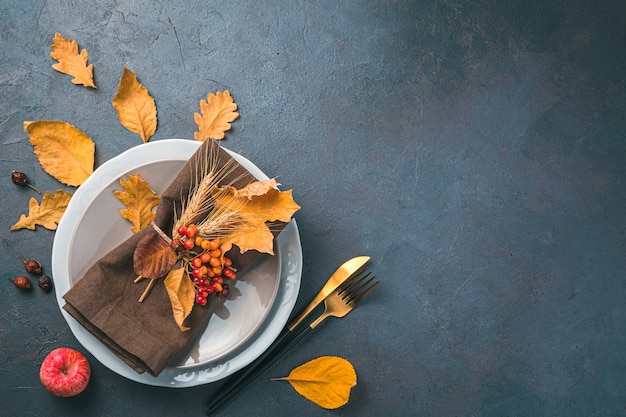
(63, 139, 285, 377)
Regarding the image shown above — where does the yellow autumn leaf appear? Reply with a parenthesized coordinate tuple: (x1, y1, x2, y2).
(49, 33, 96, 88)
(11, 190, 73, 231)
(193, 90, 239, 141)
(213, 183, 300, 255)
(272, 356, 357, 409)
(112, 66, 157, 143)
(24, 120, 95, 186)
(235, 178, 279, 200)
(221, 218, 276, 256)
(114, 174, 160, 233)
(163, 267, 196, 331)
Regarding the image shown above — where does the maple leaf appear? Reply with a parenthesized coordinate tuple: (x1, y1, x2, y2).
(49, 33, 96, 88)
(272, 356, 357, 409)
(24, 120, 95, 186)
(11, 190, 73, 231)
(212, 182, 300, 255)
(114, 174, 161, 233)
(193, 91, 239, 141)
(163, 267, 196, 331)
(235, 178, 279, 200)
(112, 66, 157, 143)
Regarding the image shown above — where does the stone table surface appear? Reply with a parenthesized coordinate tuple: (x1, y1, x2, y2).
(1, 1, 625, 416)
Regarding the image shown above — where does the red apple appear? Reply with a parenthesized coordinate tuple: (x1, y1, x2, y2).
(39, 347, 91, 397)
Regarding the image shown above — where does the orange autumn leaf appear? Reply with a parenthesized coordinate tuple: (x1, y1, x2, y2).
(112, 67, 157, 143)
(163, 267, 196, 331)
(235, 179, 279, 200)
(11, 190, 73, 231)
(49, 33, 96, 88)
(193, 91, 239, 141)
(24, 120, 95, 186)
(221, 217, 276, 256)
(114, 174, 161, 233)
(272, 356, 357, 409)
(213, 182, 300, 255)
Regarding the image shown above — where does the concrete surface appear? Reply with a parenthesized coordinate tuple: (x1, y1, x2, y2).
(0, 1, 624, 416)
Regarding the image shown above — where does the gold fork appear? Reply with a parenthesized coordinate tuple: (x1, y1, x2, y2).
(305, 269, 378, 330)
(206, 269, 378, 415)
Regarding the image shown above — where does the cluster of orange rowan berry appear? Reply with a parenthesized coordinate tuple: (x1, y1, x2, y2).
(171, 224, 236, 305)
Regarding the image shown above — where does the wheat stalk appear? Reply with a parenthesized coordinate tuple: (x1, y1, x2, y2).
(172, 143, 251, 239)
(196, 188, 249, 237)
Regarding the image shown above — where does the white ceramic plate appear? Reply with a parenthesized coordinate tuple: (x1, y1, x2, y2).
(52, 139, 302, 387)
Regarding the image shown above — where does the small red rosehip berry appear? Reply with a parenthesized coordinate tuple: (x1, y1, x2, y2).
(11, 171, 41, 193)
(38, 275, 53, 293)
(12, 276, 32, 290)
(19, 254, 42, 274)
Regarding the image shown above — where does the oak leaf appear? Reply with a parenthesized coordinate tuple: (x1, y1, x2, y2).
(114, 174, 161, 233)
(163, 267, 196, 331)
(272, 356, 357, 409)
(24, 120, 95, 186)
(193, 91, 239, 141)
(133, 231, 178, 280)
(11, 190, 73, 231)
(49, 33, 96, 88)
(213, 183, 300, 255)
(112, 67, 157, 143)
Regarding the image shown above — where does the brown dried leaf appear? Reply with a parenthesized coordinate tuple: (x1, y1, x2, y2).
(49, 33, 96, 88)
(133, 231, 178, 279)
(163, 267, 195, 331)
(193, 91, 239, 141)
(112, 66, 157, 143)
(11, 190, 73, 231)
(24, 120, 95, 186)
(114, 174, 161, 233)
(272, 356, 357, 409)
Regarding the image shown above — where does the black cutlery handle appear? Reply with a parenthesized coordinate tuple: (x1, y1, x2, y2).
(207, 325, 314, 415)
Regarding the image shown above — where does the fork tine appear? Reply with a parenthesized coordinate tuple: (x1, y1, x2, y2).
(339, 270, 372, 297)
(343, 275, 378, 306)
(349, 281, 380, 307)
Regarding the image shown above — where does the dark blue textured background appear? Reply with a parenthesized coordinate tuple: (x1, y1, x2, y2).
(1, 1, 624, 416)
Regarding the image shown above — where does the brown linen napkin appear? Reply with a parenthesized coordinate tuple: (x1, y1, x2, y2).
(63, 139, 285, 377)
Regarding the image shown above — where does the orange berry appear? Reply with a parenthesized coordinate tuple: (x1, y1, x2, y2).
(185, 224, 198, 238)
(209, 238, 221, 250)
